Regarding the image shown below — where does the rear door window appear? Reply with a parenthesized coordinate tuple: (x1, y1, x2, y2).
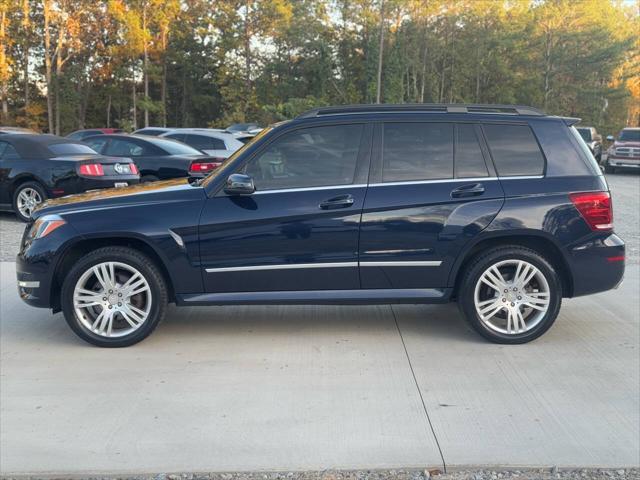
(184, 134, 226, 151)
(482, 124, 545, 176)
(382, 122, 453, 182)
(85, 137, 109, 153)
(0, 142, 20, 160)
(455, 124, 489, 178)
(106, 139, 147, 157)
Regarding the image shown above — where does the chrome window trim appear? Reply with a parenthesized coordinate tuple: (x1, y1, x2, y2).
(205, 260, 443, 273)
(368, 177, 497, 187)
(253, 184, 367, 195)
(498, 175, 544, 180)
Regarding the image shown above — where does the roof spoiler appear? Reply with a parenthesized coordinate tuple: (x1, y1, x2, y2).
(561, 117, 581, 126)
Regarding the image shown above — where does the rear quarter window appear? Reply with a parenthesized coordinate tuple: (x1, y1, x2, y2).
(529, 119, 596, 177)
(482, 124, 544, 177)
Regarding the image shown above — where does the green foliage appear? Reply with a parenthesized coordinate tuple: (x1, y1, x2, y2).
(1, 0, 638, 134)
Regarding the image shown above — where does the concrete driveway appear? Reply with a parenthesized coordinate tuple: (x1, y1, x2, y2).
(1, 260, 638, 476)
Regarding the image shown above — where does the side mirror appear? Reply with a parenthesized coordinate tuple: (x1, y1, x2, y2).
(606, 135, 615, 142)
(224, 173, 255, 195)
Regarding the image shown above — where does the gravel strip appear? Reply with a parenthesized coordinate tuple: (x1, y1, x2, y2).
(2, 468, 639, 480)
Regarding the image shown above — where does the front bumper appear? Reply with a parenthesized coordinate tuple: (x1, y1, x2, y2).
(607, 156, 640, 168)
(16, 253, 55, 308)
(569, 234, 625, 297)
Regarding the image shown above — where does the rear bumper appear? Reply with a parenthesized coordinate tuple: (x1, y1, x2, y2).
(51, 176, 140, 198)
(568, 234, 625, 297)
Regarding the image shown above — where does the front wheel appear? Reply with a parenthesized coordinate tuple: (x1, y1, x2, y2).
(458, 246, 562, 344)
(61, 247, 168, 347)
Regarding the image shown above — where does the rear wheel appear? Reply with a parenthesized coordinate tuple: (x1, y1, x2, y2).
(61, 247, 168, 347)
(13, 181, 47, 222)
(458, 246, 562, 344)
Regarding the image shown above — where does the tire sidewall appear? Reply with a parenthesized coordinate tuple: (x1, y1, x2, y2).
(13, 182, 47, 222)
(61, 248, 166, 347)
(460, 247, 562, 344)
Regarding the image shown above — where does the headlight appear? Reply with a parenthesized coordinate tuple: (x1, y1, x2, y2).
(26, 215, 66, 242)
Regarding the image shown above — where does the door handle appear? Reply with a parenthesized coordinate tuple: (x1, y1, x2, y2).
(451, 183, 485, 198)
(319, 194, 355, 210)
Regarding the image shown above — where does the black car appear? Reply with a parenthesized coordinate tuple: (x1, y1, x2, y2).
(0, 134, 139, 221)
(131, 127, 172, 136)
(66, 128, 124, 141)
(84, 134, 224, 182)
(17, 104, 624, 347)
(576, 126, 603, 162)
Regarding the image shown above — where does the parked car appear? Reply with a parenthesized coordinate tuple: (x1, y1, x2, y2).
(83, 134, 225, 181)
(226, 122, 261, 133)
(603, 127, 640, 173)
(0, 126, 37, 135)
(159, 129, 244, 160)
(17, 104, 624, 347)
(576, 126, 603, 162)
(66, 128, 124, 141)
(233, 129, 264, 144)
(131, 127, 173, 136)
(0, 134, 139, 221)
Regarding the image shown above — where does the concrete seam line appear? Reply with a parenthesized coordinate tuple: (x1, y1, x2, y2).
(390, 305, 447, 473)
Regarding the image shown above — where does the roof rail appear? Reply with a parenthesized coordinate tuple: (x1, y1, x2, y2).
(297, 103, 546, 119)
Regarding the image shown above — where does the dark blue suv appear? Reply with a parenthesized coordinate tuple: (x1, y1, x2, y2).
(16, 104, 625, 347)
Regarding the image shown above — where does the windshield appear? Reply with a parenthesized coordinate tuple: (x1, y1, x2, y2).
(576, 128, 591, 142)
(147, 137, 203, 155)
(48, 143, 98, 156)
(201, 127, 272, 187)
(618, 129, 640, 142)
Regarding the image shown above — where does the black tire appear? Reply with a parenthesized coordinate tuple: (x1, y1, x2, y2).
(458, 245, 562, 344)
(604, 162, 616, 174)
(61, 246, 168, 347)
(141, 175, 160, 183)
(13, 181, 47, 222)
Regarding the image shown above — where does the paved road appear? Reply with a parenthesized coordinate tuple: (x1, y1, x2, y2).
(1, 259, 638, 475)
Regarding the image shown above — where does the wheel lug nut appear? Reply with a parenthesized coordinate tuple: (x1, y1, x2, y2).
(504, 289, 508, 293)
(511, 302, 515, 307)
(103, 297, 107, 301)
(517, 296, 522, 300)
(108, 305, 112, 309)
(502, 298, 506, 302)
(118, 302, 122, 307)
(118, 293, 122, 297)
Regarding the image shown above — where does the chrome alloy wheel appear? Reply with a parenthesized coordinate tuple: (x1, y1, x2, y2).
(73, 262, 152, 338)
(473, 259, 550, 335)
(17, 187, 42, 218)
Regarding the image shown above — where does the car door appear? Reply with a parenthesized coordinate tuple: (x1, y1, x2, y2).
(199, 122, 372, 293)
(359, 121, 505, 290)
(0, 141, 12, 207)
(0, 141, 22, 207)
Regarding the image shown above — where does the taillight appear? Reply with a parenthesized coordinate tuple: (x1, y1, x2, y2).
(130, 163, 139, 175)
(569, 191, 613, 231)
(78, 164, 104, 176)
(189, 161, 223, 173)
